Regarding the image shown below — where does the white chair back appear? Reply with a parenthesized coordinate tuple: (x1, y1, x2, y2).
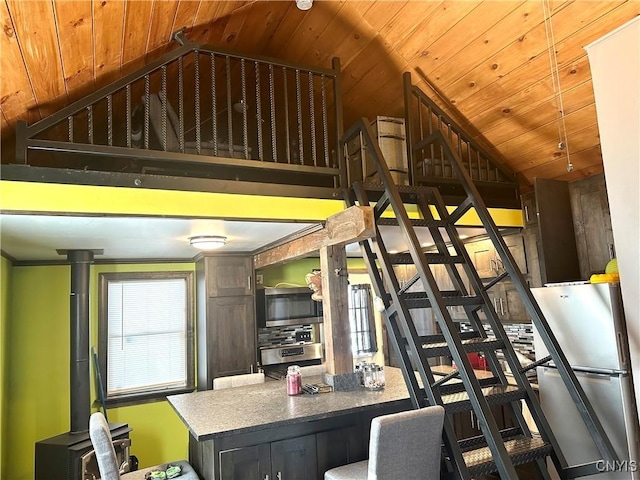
(89, 412, 121, 480)
(213, 372, 265, 390)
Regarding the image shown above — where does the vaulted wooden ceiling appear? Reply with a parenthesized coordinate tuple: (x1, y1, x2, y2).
(1, 1, 638, 187)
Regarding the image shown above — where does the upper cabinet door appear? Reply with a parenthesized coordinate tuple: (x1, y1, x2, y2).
(466, 240, 496, 279)
(206, 256, 253, 297)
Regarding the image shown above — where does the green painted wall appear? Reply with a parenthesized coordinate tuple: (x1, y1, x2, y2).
(258, 257, 367, 287)
(5, 262, 194, 480)
(1, 256, 12, 479)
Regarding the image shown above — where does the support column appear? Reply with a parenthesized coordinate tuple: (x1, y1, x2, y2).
(320, 244, 352, 376)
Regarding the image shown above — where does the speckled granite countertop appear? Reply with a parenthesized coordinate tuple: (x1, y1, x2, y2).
(167, 367, 412, 441)
(167, 366, 523, 442)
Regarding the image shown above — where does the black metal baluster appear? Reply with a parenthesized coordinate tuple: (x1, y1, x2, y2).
(467, 141, 473, 179)
(283, 67, 291, 164)
(438, 116, 444, 177)
(107, 94, 113, 146)
(211, 53, 218, 156)
(161, 66, 168, 151)
(87, 105, 93, 145)
(428, 105, 435, 177)
(320, 74, 329, 167)
(241, 59, 248, 159)
(295, 69, 303, 164)
(269, 64, 277, 162)
(255, 61, 263, 161)
(126, 85, 132, 148)
(226, 56, 233, 157)
(308, 72, 317, 166)
(418, 101, 425, 176)
(144, 75, 150, 149)
(178, 56, 185, 153)
(68, 115, 73, 143)
(194, 51, 201, 154)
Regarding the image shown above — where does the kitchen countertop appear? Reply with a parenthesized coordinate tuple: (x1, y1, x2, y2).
(167, 367, 411, 442)
(167, 366, 518, 442)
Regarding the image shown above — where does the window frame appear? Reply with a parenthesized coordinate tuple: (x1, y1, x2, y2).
(348, 283, 378, 357)
(98, 271, 195, 406)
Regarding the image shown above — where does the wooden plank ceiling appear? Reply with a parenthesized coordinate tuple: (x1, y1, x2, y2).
(1, 0, 638, 187)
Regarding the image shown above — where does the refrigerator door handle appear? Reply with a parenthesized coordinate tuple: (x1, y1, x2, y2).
(617, 332, 626, 366)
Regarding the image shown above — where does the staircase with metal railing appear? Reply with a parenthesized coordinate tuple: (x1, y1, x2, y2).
(340, 114, 618, 479)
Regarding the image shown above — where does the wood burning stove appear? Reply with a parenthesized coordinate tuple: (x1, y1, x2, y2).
(35, 423, 131, 480)
(35, 250, 133, 480)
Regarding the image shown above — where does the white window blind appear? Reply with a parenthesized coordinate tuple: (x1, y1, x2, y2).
(106, 277, 188, 397)
(348, 284, 377, 355)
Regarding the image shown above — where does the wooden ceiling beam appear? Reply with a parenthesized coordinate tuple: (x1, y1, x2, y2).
(253, 205, 374, 270)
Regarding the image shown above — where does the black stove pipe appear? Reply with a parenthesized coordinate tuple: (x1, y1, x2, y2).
(67, 250, 94, 433)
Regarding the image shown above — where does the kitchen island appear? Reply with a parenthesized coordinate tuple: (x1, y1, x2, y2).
(167, 367, 413, 480)
(167, 366, 515, 480)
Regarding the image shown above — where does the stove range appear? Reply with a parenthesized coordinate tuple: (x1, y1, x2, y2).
(260, 342, 322, 367)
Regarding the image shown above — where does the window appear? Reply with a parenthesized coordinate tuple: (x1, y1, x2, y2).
(348, 284, 377, 356)
(98, 271, 194, 404)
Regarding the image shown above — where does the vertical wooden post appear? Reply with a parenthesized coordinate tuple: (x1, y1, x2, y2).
(320, 244, 352, 375)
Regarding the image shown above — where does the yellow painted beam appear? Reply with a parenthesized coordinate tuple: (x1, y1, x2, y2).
(0, 181, 342, 221)
(0, 180, 523, 227)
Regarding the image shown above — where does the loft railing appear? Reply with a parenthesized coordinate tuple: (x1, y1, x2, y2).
(402, 72, 516, 188)
(15, 31, 345, 190)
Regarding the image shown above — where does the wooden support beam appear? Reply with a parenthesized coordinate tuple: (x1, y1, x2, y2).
(320, 245, 352, 375)
(253, 205, 374, 270)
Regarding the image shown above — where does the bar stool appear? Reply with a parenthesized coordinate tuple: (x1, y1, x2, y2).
(325, 405, 445, 480)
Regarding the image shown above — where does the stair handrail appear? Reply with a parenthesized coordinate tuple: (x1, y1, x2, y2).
(403, 72, 516, 187)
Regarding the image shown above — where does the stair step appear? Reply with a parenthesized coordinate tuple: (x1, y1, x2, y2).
(442, 385, 525, 414)
(419, 331, 480, 343)
(377, 217, 448, 228)
(389, 252, 464, 265)
(403, 291, 483, 310)
(422, 337, 505, 358)
(464, 437, 552, 477)
(458, 427, 524, 452)
(437, 377, 501, 396)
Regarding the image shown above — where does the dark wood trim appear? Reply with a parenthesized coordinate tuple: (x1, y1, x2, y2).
(1, 250, 16, 264)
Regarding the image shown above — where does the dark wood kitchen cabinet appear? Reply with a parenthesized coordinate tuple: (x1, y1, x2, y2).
(271, 435, 318, 480)
(196, 254, 256, 390)
(219, 443, 270, 480)
(208, 296, 256, 379)
(219, 435, 317, 480)
(205, 256, 253, 297)
(521, 179, 581, 287)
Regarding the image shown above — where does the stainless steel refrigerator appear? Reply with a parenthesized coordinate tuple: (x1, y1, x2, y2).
(532, 282, 639, 480)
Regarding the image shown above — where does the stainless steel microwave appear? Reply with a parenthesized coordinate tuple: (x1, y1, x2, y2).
(256, 287, 323, 327)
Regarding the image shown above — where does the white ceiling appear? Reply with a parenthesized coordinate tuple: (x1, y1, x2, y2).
(0, 214, 318, 262)
(0, 214, 490, 263)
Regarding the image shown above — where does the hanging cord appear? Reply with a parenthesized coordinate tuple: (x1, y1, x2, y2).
(541, 0, 573, 172)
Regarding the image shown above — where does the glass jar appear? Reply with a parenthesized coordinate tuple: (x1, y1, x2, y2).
(363, 364, 385, 390)
(374, 365, 385, 389)
(286, 365, 302, 395)
(363, 364, 376, 389)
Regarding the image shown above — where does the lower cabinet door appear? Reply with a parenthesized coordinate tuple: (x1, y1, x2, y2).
(270, 435, 317, 480)
(316, 425, 365, 478)
(219, 444, 271, 480)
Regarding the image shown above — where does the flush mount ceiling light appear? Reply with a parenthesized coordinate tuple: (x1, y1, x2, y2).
(296, 0, 313, 11)
(189, 235, 227, 250)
